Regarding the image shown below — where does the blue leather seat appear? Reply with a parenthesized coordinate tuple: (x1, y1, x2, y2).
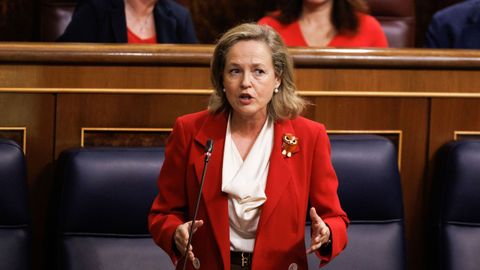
(0, 139, 30, 270)
(54, 147, 173, 270)
(306, 135, 406, 270)
(433, 140, 480, 270)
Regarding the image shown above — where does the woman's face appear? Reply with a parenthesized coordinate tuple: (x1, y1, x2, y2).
(222, 40, 280, 121)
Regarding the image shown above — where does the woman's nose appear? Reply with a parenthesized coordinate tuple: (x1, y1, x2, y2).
(240, 72, 252, 88)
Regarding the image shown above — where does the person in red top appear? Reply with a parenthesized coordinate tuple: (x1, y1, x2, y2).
(258, 0, 388, 48)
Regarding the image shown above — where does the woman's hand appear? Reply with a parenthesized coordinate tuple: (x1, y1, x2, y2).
(174, 220, 204, 261)
(306, 207, 331, 254)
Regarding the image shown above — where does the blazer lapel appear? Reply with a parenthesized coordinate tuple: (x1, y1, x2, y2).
(257, 120, 300, 231)
(193, 112, 230, 268)
(110, 0, 128, 42)
(153, 1, 176, 43)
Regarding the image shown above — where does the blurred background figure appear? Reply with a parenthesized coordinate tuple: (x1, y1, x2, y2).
(425, 0, 480, 48)
(258, 0, 388, 47)
(58, 0, 197, 44)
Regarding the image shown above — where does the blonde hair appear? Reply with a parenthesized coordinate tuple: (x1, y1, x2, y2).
(208, 23, 306, 120)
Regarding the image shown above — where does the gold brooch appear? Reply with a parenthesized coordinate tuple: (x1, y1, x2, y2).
(281, 133, 299, 158)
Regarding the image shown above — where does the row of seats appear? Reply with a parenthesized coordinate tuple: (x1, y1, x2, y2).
(40, 0, 415, 47)
(1, 136, 479, 269)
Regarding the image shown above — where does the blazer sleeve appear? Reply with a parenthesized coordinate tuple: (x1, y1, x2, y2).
(57, 0, 99, 42)
(309, 124, 349, 266)
(148, 117, 189, 264)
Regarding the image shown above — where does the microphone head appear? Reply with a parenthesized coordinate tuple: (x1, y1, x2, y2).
(205, 139, 214, 154)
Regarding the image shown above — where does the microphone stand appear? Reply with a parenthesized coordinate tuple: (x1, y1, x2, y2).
(182, 139, 213, 270)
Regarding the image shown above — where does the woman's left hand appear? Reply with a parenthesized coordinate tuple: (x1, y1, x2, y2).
(306, 207, 331, 254)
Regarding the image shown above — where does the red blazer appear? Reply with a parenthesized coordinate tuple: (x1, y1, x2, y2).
(149, 110, 349, 270)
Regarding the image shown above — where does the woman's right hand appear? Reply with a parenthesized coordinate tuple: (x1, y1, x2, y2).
(174, 220, 204, 261)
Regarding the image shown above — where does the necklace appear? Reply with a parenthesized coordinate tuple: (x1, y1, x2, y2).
(125, 1, 153, 34)
(137, 15, 151, 34)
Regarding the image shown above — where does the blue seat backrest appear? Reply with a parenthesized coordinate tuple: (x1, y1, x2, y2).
(0, 139, 30, 270)
(306, 135, 405, 270)
(55, 147, 173, 270)
(433, 140, 480, 270)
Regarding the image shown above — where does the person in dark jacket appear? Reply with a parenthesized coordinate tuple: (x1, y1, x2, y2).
(58, 0, 197, 44)
(425, 0, 480, 48)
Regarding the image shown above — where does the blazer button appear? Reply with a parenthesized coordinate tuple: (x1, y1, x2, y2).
(288, 263, 298, 270)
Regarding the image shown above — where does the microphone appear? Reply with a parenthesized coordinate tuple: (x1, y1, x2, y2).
(182, 139, 214, 270)
(204, 139, 213, 163)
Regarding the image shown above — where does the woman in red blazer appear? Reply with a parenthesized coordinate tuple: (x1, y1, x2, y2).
(149, 23, 349, 270)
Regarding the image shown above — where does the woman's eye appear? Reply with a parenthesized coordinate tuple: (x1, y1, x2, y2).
(254, 69, 265, 76)
(229, 69, 240, 75)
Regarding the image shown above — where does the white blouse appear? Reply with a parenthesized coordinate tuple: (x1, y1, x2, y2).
(222, 115, 274, 252)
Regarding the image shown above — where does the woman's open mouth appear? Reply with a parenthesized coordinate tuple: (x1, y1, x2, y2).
(239, 93, 254, 104)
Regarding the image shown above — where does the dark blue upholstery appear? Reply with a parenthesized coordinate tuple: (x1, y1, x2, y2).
(55, 147, 173, 270)
(306, 135, 406, 270)
(0, 139, 30, 270)
(433, 140, 480, 270)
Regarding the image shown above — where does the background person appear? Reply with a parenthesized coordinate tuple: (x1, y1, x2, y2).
(148, 23, 348, 269)
(58, 0, 197, 44)
(258, 0, 388, 47)
(425, 0, 480, 48)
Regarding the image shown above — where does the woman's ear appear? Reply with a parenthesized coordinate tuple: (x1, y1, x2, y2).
(275, 77, 281, 89)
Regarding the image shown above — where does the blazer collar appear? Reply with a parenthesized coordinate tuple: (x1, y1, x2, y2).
(153, 1, 177, 43)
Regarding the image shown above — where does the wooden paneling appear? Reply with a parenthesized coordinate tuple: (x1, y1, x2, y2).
(430, 98, 480, 160)
(296, 68, 480, 93)
(55, 94, 209, 156)
(81, 128, 172, 147)
(0, 65, 211, 89)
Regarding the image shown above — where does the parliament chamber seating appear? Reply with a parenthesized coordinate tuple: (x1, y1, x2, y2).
(366, 0, 416, 47)
(50, 136, 406, 269)
(0, 139, 30, 270)
(53, 147, 173, 270)
(40, 0, 416, 47)
(432, 140, 480, 270)
(307, 135, 406, 270)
